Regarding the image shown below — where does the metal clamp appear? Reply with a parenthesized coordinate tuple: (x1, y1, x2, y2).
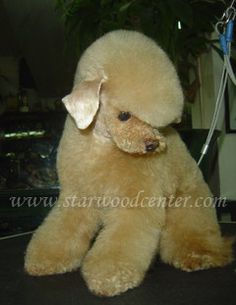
(215, 0, 236, 35)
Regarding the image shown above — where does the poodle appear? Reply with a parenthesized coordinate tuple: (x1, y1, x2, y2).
(25, 30, 233, 297)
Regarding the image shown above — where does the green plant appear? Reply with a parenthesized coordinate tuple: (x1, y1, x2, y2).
(56, 0, 226, 102)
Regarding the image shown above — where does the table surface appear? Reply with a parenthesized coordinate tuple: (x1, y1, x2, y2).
(1, 224, 236, 305)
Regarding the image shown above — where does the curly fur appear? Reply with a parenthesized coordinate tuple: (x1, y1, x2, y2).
(25, 30, 234, 297)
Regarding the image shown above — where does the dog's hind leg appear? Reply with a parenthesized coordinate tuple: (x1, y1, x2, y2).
(25, 192, 100, 276)
(159, 180, 234, 272)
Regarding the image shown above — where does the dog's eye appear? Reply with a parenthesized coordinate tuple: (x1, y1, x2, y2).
(118, 112, 131, 121)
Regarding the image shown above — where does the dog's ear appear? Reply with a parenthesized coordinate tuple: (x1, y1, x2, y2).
(62, 79, 105, 129)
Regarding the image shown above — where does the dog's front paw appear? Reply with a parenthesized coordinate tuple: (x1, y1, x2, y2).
(82, 258, 144, 297)
(25, 253, 80, 276)
(25, 238, 81, 276)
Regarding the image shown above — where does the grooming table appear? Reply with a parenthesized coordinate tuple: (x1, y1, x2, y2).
(1, 224, 236, 305)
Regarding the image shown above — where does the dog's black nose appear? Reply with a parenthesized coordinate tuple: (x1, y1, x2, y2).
(145, 141, 159, 152)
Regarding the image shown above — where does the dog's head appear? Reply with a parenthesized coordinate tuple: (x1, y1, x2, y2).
(62, 78, 166, 154)
(62, 30, 183, 154)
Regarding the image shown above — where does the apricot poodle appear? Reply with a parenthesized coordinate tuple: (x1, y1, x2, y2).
(25, 30, 233, 297)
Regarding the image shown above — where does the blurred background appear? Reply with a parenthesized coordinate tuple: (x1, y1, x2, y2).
(0, 0, 235, 236)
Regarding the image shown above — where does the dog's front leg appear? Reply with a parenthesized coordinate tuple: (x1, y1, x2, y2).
(82, 206, 164, 297)
(25, 193, 100, 276)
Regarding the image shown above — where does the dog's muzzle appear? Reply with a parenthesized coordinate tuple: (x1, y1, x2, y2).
(145, 140, 159, 152)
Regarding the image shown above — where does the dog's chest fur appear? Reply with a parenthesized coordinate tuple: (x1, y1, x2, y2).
(57, 117, 178, 203)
